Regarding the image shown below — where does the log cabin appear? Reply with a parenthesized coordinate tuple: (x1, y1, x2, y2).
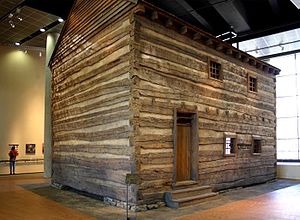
(49, 0, 280, 210)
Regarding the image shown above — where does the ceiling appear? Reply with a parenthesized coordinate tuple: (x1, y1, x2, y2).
(0, 0, 73, 48)
(238, 27, 300, 59)
(0, 0, 300, 56)
(146, 0, 300, 43)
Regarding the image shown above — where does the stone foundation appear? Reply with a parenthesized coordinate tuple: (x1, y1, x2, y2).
(104, 197, 165, 212)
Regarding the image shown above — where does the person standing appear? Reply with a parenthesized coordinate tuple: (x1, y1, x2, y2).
(8, 146, 18, 175)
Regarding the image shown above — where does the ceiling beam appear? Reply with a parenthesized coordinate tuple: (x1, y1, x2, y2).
(208, 0, 250, 33)
(174, 0, 213, 31)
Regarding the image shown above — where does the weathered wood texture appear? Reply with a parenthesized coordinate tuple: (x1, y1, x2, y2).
(50, 0, 277, 206)
(132, 14, 276, 203)
(50, 0, 137, 203)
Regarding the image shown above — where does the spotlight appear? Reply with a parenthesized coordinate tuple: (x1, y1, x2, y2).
(9, 20, 15, 28)
(40, 28, 46, 32)
(39, 52, 42, 57)
(58, 18, 64, 23)
(15, 42, 20, 46)
(16, 15, 23, 21)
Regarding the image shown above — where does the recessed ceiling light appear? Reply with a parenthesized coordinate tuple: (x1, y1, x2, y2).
(40, 28, 46, 32)
(15, 42, 20, 46)
(58, 18, 64, 23)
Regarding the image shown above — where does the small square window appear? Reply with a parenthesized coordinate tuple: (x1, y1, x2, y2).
(248, 75, 257, 92)
(209, 60, 222, 80)
(253, 138, 262, 154)
(224, 133, 237, 157)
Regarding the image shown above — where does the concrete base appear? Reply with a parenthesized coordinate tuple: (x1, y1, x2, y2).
(277, 162, 300, 180)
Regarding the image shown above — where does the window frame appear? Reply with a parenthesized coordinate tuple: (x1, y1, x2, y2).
(223, 132, 237, 157)
(248, 74, 258, 93)
(252, 135, 262, 155)
(208, 59, 223, 81)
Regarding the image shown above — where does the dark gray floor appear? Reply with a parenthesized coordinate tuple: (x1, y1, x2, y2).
(26, 179, 300, 220)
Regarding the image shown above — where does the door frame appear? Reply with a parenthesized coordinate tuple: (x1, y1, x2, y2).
(173, 108, 199, 186)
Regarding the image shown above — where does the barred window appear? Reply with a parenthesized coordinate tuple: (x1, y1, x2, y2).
(224, 133, 237, 157)
(253, 139, 262, 154)
(225, 138, 236, 155)
(249, 75, 257, 92)
(209, 60, 222, 80)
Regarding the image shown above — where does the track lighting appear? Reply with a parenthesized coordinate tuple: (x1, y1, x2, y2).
(9, 20, 15, 28)
(16, 15, 23, 21)
(7, 7, 22, 28)
(12, 16, 63, 47)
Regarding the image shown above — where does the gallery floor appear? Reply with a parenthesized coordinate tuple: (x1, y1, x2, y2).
(1, 173, 300, 220)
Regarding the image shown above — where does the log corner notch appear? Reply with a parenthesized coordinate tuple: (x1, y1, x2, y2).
(133, 1, 281, 76)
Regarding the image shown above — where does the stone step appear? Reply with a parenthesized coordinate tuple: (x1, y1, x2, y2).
(175, 192, 219, 207)
(173, 180, 198, 190)
(171, 185, 213, 199)
(165, 192, 218, 208)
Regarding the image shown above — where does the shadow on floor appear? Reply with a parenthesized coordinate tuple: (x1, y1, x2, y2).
(25, 178, 300, 220)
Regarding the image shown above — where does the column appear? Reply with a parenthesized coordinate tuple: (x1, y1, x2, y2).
(44, 33, 59, 178)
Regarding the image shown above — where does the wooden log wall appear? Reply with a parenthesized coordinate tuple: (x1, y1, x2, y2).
(50, 0, 278, 206)
(50, 0, 137, 203)
(132, 10, 277, 203)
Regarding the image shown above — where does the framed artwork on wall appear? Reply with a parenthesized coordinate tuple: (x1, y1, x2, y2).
(26, 144, 36, 154)
(9, 143, 19, 150)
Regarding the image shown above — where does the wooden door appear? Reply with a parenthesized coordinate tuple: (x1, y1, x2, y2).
(176, 123, 191, 181)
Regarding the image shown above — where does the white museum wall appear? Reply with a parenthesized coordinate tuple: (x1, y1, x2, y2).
(277, 163, 300, 180)
(0, 45, 45, 173)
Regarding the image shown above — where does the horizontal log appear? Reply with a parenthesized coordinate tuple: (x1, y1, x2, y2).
(54, 18, 132, 75)
(140, 191, 165, 202)
(136, 69, 275, 112)
(53, 93, 130, 121)
(138, 87, 275, 120)
(53, 154, 132, 171)
(53, 104, 129, 126)
(53, 125, 131, 142)
(54, 110, 131, 132)
(53, 144, 132, 156)
(54, 34, 131, 86)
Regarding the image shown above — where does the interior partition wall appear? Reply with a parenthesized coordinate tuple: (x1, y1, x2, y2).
(269, 53, 300, 160)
